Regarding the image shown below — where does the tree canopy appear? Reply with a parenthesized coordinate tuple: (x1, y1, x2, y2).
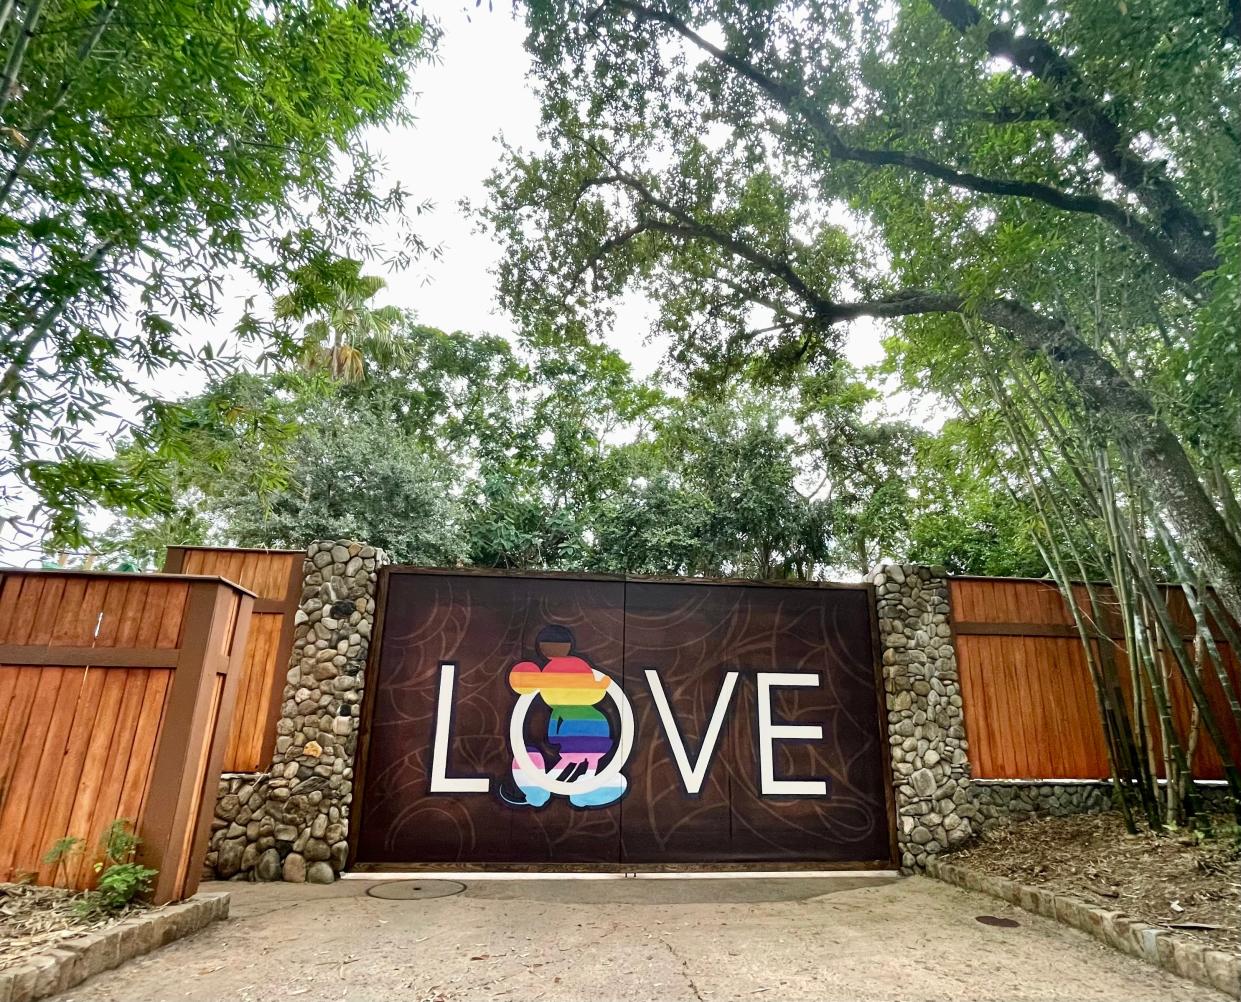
(479, 0, 1241, 820)
(96, 315, 1045, 579)
(0, 0, 429, 547)
(483, 0, 1240, 620)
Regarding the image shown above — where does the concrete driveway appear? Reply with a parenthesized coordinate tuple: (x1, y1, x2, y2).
(50, 875, 1221, 1002)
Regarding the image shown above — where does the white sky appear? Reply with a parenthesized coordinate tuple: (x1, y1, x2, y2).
(3, 0, 914, 564)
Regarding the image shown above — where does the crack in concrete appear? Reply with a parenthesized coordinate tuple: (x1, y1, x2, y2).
(658, 935, 705, 1002)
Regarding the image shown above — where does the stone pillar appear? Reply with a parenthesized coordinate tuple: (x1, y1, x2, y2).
(868, 563, 975, 871)
(208, 539, 386, 883)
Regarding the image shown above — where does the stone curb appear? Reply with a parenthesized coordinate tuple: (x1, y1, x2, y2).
(926, 858, 1240, 998)
(0, 892, 229, 1002)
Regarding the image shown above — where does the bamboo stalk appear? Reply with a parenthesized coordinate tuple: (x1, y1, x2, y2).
(963, 329, 1143, 827)
(0, 0, 47, 120)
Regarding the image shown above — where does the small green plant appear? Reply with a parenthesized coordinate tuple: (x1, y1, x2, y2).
(98, 819, 141, 865)
(92, 861, 158, 911)
(75, 819, 157, 915)
(42, 835, 85, 886)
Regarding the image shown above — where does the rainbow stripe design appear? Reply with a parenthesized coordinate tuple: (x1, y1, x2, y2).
(509, 656, 610, 706)
(506, 648, 627, 808)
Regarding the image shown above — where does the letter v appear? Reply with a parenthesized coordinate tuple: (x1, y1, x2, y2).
(644, 669, 739, 795)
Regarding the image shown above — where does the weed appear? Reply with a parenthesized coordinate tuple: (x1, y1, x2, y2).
(41, 835, 84, 887)
(42, 820, 158, 915)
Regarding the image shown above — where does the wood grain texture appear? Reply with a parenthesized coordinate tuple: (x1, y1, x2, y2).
(0, 569, 250, 899)
(951, 578, 1241, 780)
(162, 547, 301, 771)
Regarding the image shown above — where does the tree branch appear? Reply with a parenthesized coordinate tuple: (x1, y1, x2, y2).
(609, 0, 1213, 284)
(587, 165, 838, 315)
(927, 0, 1218, 277)
(567, 156, 1241, 618)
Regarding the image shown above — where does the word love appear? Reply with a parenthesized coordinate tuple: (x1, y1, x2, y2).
(430, 664, 830, 800)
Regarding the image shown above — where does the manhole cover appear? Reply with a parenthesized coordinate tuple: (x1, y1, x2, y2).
(366, 880, 466, 900)
(975, 915, 1020, 928)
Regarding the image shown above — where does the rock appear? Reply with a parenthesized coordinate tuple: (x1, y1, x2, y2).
(282, 853, 307, 882)
(304, 838, 331, 862)
(256, 848, 282, 881)
(208, 540, 385, 884)
(214, 840, 243, 879)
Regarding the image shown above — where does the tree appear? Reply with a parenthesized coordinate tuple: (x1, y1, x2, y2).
(589, 395, 820, 577)
(1, 0, 429, 547)
(99, 318, 1010, 579)
(902, 419, 1049, 579)
(793, 371, 925, 576)
(274, 259, 408, 383)
(221, 409, 466, 564)
(486, 0, 1241, 624)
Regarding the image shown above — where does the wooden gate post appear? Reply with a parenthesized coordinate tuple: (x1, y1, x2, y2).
(141, 580, 253, 903)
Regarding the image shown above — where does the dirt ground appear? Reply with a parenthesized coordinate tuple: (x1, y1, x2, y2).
(0, 883, 141, 972)
(44, 874, 1224, 1002)
(950, 812, 1240, 955)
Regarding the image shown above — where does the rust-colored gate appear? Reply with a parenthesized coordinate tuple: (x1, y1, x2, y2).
(351, 569, 894, 867)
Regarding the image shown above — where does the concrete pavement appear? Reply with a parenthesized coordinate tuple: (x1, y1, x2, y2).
(48, 875, 1223, 1001)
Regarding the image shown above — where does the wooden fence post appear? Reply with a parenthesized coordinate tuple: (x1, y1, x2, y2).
(140, 581, 252, 903)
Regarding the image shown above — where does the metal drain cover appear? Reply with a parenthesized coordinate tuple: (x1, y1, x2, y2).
(366, 879, 466, 900)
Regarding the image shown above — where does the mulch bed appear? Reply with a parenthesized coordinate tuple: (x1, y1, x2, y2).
(949, 811, 1240, 956)
(0, 882, 145, 973)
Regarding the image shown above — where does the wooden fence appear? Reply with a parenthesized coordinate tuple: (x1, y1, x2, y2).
(0, 569, 253, 902)
(951, 576, 1241, 781)
(164, 547, 301, 773)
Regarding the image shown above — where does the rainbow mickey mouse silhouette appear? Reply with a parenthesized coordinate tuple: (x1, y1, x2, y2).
(502, 625, 631, 809)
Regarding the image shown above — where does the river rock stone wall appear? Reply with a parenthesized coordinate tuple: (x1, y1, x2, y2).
(869, 564, 975, 871)
(204, 539, 386, 883)
(971, 779, 1233, 830)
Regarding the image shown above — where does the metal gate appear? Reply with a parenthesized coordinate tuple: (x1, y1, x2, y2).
(350, 569, 895, 867)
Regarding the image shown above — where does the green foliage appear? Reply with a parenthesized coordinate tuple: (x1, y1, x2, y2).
(274, 259, 411, 383)
(96, 313, 1035, 578)
(42, 835, 84, 866)
(223, 409, 467, 565)
(97, 819, 140, 865)
(82, 820, 156, 913)
(89, 862, 157, 913)
(1, 0, 430, 546)
(40, 820, 156, 912)
(42, 835, 84, 887)
(902, 421, 1048, 578)
(482, 0, 1239, 616)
